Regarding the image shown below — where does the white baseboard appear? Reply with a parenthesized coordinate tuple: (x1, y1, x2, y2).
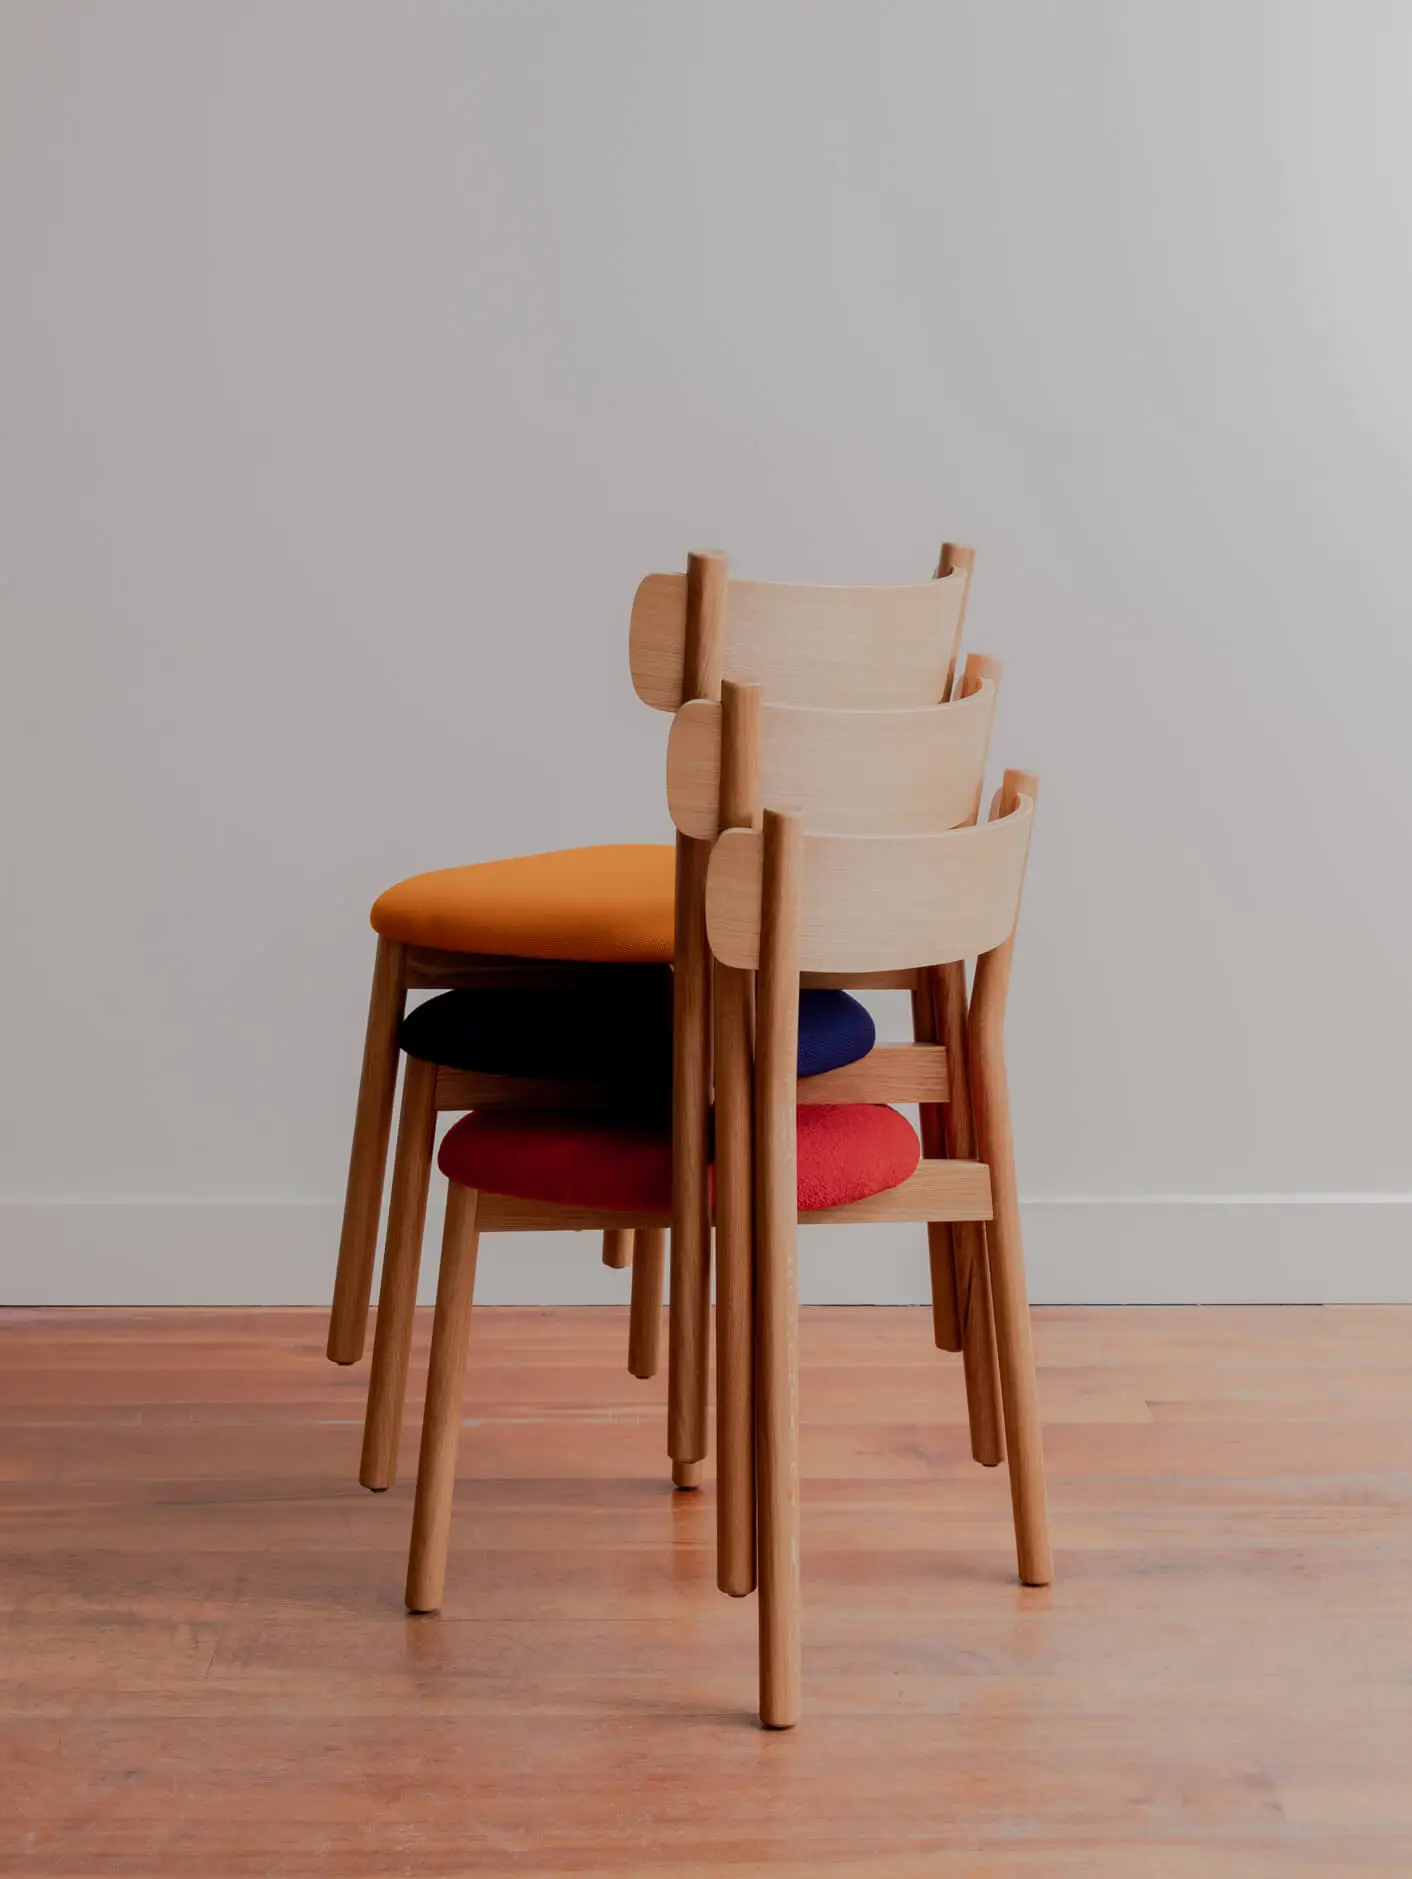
(3, 1195, 1411, 1306)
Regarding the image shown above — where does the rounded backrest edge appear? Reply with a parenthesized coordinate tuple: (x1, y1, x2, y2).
(632, 561, 971, 713)
(705, 792, 1036, 974)
(667, 681, 1000, 842)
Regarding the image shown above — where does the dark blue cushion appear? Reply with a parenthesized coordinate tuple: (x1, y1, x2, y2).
(399, 967, 674, 1086)
(797, 989, 876, 1079)
(399, 977, 875, 1087)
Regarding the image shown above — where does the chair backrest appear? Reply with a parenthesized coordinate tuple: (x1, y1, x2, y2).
(630, 545, 974, 712)
(705, 776, 1037, 977)
(666, 662, 999, 842)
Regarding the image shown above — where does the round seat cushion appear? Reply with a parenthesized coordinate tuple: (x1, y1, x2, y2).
(437, 1103, 920, 1213)
(371, 844, 676, 963)
(400, 982, 876, 1088)
(797, 990, 875, 1080)
(400, 967, 674, 1089)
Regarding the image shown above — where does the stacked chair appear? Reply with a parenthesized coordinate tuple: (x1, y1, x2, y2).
(327, 544, 1050, 1728)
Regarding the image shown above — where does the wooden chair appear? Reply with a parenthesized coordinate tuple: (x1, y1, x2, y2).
(397, 688, 1014, 1640)
(668, 666, 1005, 1595)
(706, 777, 1051, 1728)
(635, 546, 980, 1490)
(344, 545, 982, 1495)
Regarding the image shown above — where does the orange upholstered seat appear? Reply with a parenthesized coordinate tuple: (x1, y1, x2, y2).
(370, 844, 676, 963)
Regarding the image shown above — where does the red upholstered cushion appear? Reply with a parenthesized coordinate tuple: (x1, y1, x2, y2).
(794, 1103, 921, 1210)
(437, 1104, 920, 1213)
(439, 1112, 674, 1213)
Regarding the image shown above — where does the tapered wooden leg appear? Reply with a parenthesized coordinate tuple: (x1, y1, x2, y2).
(756, 1179, 800, 1725)
(405, 1183, 481, 1614)
(970, 1027, 1052, 1586)
(953, 1221, 1005, 1467)
(932, 961, 1005, 1467)
(756, 812, 802, 1729)
(714, 960, 756, 1597)
(359, 1055, 438, 1491)
(911, 982, 962, 1352)
(627, 1228, 666, 1379)
(668, 834, 712, 1488)
(601, 1230, 633, 1269)
(328, 937, 407, 1363)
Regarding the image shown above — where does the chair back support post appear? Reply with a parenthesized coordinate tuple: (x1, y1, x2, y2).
(755, 808, 804, 1728)
(936, 541, 975, 701)
(714, 680, 763, 1591)
(958, 651, 1002, 819)
(667, 552, 729, 1481)
(928, 646, 1007, 1456)
(966, 770, 1053, 1584)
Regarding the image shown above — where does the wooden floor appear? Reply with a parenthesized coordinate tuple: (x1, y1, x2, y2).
(3, 1306, 1412, 1875)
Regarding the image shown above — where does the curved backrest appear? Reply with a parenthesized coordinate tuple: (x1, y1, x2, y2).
(630, 561, 970, 711)
(666, 678, 998, 841)
(705, 787, 1035, 975)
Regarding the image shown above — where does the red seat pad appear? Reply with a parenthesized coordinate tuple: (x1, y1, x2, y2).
(437, 1104, 920, 1213)
(794, 1103, 921, 1211)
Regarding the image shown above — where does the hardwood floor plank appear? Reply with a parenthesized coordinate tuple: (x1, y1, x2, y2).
(1, 1305, 1410, 1873)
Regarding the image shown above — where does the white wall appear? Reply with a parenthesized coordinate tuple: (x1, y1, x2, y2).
(3, 0, 1411, 1306)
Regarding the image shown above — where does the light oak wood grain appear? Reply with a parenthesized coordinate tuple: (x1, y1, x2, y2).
(927, 649, 1005, 1462)
(910, 976, 962, 1353)
(627, 1228, 666, 1379)
(800, 1157, 993, 1225)
(404, 1183, 481, 1613)
(931, 958, 1006, 1468)
(359, 1053, 438, 1491)
(667, 683, 998, 841)
(935, 540, 975, 702)
(474, 1194, 670, 1233)
(754, 810, 804, 1729)
(800, 968, 921, 990)
(666, 550, 726, 1491)
(600, 1230, 633, 1270)
(432, 1066, 620, 1112)
(327, 936, 407, 1363)
(403, 948, 612, 991)
(706, 796, 1035, 975)
(713, 680, 761, 1598)
(630, 564, 968, 712)
(797, 1043, 949, 1105)
(970, 772, 1051, 1586)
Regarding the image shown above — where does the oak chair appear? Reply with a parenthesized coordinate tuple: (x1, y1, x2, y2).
(342, 544, 982, 1494)
(396, 688, 1014, 1645)
(669, 665, 1005, 1596)
(636, 544, 979, 1489)
(706, 778, 1051, 1728)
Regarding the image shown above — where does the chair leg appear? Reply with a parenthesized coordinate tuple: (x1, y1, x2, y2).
(668, 834, 712, 1491)
(954, 1222, 1005, 1468)
(359, 1055, 439, 1491)
(932, 962, 1005, 1467)
(755, 810, 803, 1730)
(627, 1228, 666, 1379)
(405, 1183, 481, 1614)
(912, 983, 963, 1352)
(970, 1026, 1052, 1587)
(714, 960, 756, 1597)
(756, 1192, 800, 1726)
(601, 1230, 633, 1269)
(328, 936, 407, 1363)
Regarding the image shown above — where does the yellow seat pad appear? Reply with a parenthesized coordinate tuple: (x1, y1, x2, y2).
(370, 844, 676, 962)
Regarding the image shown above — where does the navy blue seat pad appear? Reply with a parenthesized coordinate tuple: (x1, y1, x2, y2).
(399, 978, 875, 1084)
(797, 990, 876, 1080)
(399, 967, 673, 1085)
